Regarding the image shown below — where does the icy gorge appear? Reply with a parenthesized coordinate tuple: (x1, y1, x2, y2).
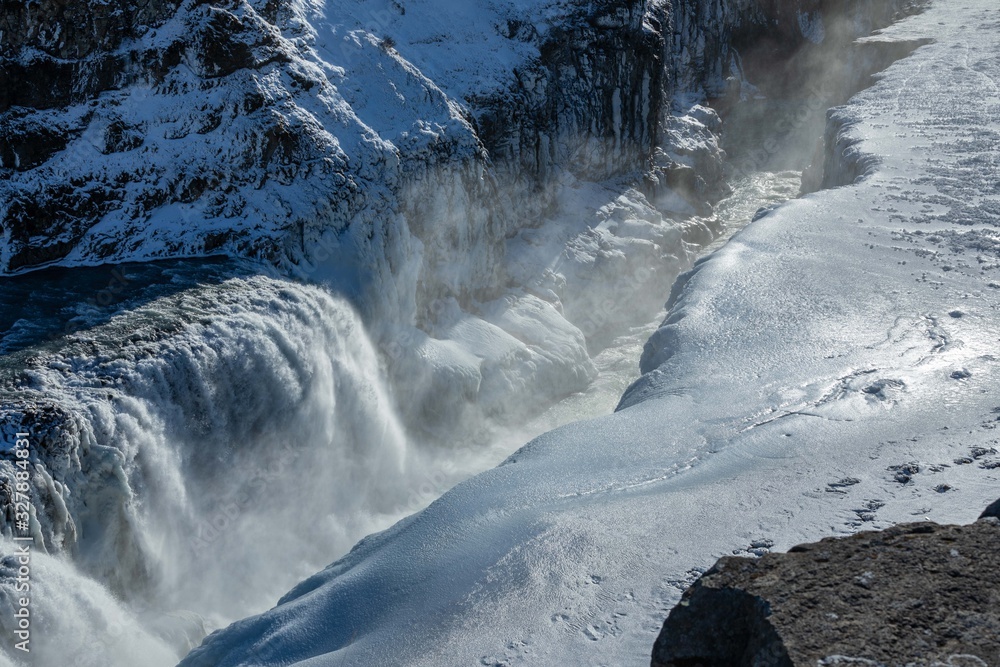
(1, 0, 998, 665)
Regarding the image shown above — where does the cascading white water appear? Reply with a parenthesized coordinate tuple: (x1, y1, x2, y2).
(0, 274, 470, 666)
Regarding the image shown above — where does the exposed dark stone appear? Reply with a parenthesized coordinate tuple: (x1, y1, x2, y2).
(0, 0, 181, 60)
(0, 0, 325, 273)
(0, 0, 182, 111)
(981, 498, 1000, 520)
(3, 180, 120, 270)
(471, 1, 668, 194)
(0, 0, 933, 292)
(652, 511, 1000, 667)
(0, 114, 77, 170)
(713, 0, 931, 185)
(653, 587, 793, 667)
(101, 120, 145, 154)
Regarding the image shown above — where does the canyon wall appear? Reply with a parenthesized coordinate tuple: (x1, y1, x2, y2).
(0, 0, 838, 322)
(0, 2, 934, 665)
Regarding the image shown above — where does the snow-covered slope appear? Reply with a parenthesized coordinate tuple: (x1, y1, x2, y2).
(181, 2, 1000, 664)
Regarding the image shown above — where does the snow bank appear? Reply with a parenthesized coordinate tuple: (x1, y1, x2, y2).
(182, 2, 1000, 665)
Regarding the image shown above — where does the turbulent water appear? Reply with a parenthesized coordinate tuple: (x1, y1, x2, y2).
(0, 268, 422, 665)
(0, 259, 540, 666)
(0, 172, 799, 667)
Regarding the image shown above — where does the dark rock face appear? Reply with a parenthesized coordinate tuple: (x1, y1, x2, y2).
(475, 1, 664, 181)
(652, 514, 1000, 667)
(807, 35, 933, 192)
(718, 0, 930, 180)
(2, 0, 726, 306)
(0, 0, 358, 273)
(0, 0, 182, 111)
(981, 498, 1000, 520)
(0, 0, 807, 275)
(474, 0, 769, 224)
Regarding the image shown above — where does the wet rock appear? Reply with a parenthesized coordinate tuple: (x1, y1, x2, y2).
(652, 505, 1000, 667)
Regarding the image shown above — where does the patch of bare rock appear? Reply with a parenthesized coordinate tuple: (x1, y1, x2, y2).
(652, 501, 1000, 667)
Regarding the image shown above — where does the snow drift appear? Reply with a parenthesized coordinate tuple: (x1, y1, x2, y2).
(181, 2, 1000, 665)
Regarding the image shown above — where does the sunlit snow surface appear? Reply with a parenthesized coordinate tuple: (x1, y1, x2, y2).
(183, 3, 1000, 665)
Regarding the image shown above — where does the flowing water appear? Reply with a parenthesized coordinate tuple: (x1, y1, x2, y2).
(0, 171, 800, 667)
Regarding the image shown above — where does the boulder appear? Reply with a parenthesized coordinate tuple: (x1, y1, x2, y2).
(653, 506, 1000, 667)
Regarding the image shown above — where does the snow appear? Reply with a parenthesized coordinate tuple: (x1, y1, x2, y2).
(294, 0, 562, 100)
(182, 2, 1000, 665)
(2, 3, 738, 660)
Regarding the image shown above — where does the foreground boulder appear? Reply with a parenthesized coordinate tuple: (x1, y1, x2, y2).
(653, 507, 1000, 667)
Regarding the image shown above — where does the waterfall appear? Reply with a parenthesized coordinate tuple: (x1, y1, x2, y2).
(0, 274, 434, 664)
(0, 162, 808, 666)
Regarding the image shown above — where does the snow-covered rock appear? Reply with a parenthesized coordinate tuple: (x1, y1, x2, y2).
(1, 0, 755, 441)
(0, 0, 885, 325)
(2, 0, 722, 303)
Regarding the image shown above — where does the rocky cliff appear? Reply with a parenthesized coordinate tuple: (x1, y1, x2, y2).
(652, 501, 1000, 667)
(0, 0, 936, 548)
(0, 0, 907, 322)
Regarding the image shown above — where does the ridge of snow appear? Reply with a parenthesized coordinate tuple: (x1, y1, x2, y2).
(182, 2, 1000, 665)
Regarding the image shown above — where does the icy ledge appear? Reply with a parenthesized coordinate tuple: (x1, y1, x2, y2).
(181, 2, 1000, 665)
